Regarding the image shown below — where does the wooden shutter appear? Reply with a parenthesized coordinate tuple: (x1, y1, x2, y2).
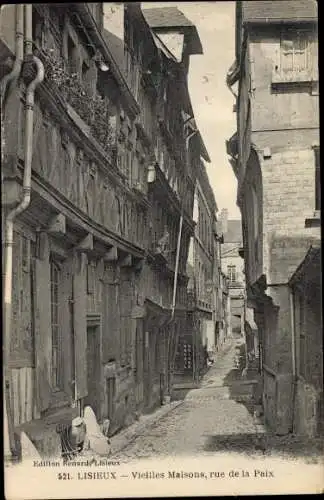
(34, 236, 51, 412)
(72, 253, 88, 400)
(119, 269, 133, 367)
(102, 264, 120, 364)
(60, 259, 73, 397)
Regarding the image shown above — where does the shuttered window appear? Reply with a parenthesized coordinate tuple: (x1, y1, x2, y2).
(281, 34, 309, 73)
(275, 28, 314, 83)
(50, 260, 62, 390)
(227, 265, 237, 283)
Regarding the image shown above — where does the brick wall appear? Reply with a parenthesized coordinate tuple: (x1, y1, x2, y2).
(262, 148, 316, 232)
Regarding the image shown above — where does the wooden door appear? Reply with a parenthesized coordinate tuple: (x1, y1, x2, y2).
(143, 330, 150, 409)
(85, 325, 101, 419)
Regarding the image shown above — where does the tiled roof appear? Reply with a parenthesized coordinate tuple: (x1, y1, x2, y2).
(242, 0, 317, 23)
(142, 7, 194, 28)
(223, 220, 242, 244)
(103, 29, 125, 76)
(289, 244, 321, 286)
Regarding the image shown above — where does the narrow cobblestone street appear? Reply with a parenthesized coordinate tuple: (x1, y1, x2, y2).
(111, 340, 323, 464)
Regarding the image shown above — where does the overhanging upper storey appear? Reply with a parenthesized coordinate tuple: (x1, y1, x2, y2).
(142, 6, 203, 65)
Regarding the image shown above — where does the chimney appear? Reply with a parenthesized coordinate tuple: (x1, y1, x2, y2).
(220, 208, 228, 234)
(103, 3, 124, 41)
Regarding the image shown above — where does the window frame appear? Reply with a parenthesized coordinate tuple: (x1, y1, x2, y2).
(227, 264, 237, 283)
(272, 27, 316, 84)
(50, 258, 63, 391)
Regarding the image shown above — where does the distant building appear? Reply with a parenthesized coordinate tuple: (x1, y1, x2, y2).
(227, 0, 321, 436)
(219, 210, 245, 338)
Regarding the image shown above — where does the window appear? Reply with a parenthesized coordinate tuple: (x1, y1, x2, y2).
(314, 146, 320, 211)
(32, 9, 45, 49)
(274, 28, 314, 83)
(82, 60, 92, 93)
(281, 32, 309, 73)
(50, 260, 62, 390)
(227, 265, 236, 283)
(67, 35, 79, 74)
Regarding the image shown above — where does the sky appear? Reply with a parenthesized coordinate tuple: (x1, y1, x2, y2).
(143, 1, 240, 219)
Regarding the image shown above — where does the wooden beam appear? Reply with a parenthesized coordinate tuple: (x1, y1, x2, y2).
(72, 251, 88, 275)
(36, 231, 50, 261)
(47, 213, 66, 236)
(75, 233, 93, 252)
(131, 305, 146, 319)
(103, 246, 118, 262)
(133, 257, 144, 272)
(119, 254, 132, 267)
(97, 258, 105, 281)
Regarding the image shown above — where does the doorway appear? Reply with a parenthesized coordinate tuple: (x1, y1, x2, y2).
(85, 324, 101, 419)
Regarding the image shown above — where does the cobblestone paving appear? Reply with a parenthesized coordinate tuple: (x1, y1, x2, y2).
(111, 340, 324, 463)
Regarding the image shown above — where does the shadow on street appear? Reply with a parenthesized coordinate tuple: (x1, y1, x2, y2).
(203, 431, 324, 461)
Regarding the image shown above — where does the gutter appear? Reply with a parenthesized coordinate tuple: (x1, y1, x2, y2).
(3, 4, 44, 460)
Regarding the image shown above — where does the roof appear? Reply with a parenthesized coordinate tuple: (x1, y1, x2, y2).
(142, 7, 203, 55)
(241, 0, 317, 24)
(103, 29, 125, 77)
(289, 245, 321, 287)
(268, 233, 320, 285)
(142, 7, 194, 28)
(223, 220, 242, 244)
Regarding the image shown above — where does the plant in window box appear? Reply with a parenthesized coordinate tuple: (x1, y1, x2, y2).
(90, 94, 114, 152)
(37, 49, 67, 91)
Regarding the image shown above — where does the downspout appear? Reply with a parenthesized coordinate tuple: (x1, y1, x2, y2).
(3, 4, 44, 459)
(289, 288, 297, 433)
(2, 3, 25, 463)
(0, 4, 24, 109)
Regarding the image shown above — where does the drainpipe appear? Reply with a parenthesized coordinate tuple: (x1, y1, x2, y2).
(0, 4, 24, 109)
(2, 3, 25, 463)
(3, 4, 44, 459)
(289, 288, 297, 432)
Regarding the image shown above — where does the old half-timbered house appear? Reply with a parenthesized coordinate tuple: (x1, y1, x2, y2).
(1, 2, 153, 458)
(2, 2, 212, 459)
(142, 6, 210, 399)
